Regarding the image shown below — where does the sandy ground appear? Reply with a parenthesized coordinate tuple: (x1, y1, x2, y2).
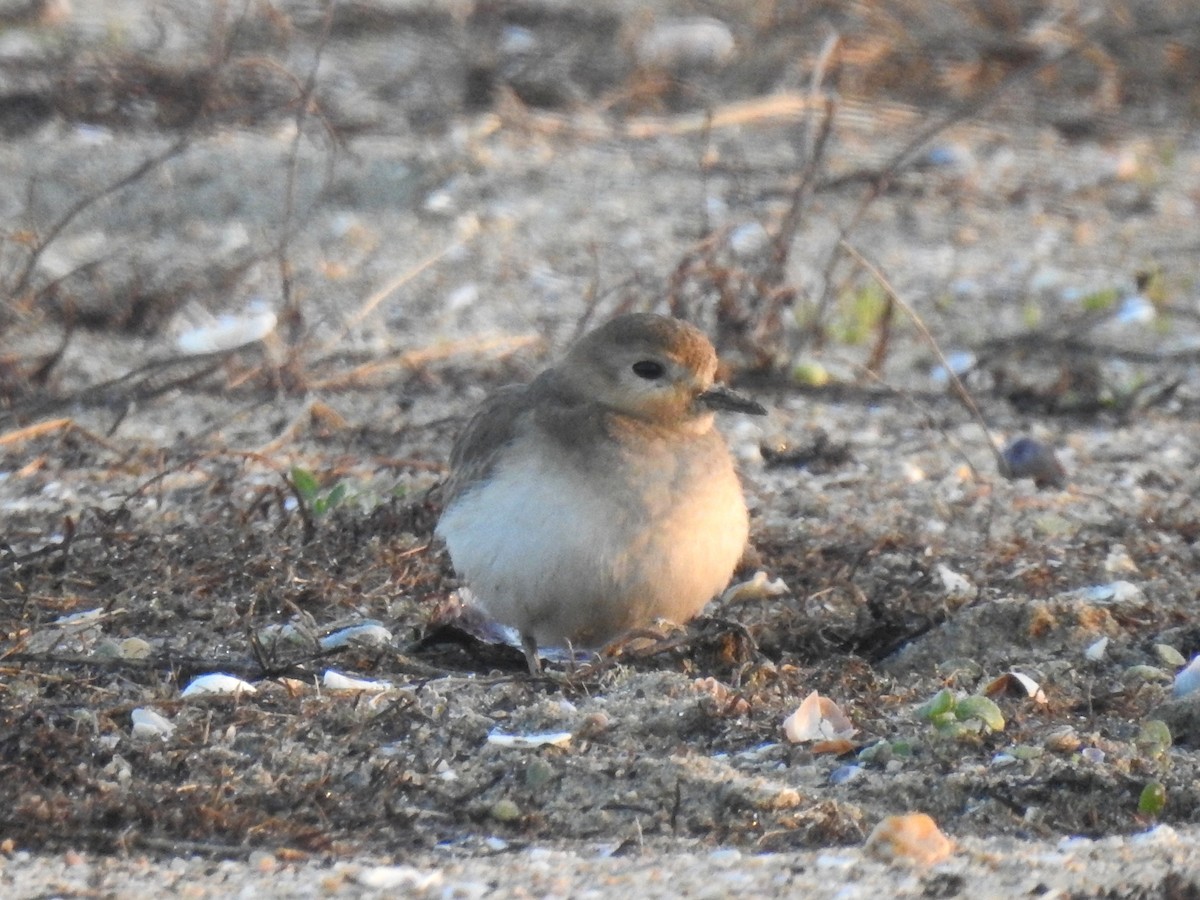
(6, 825, 1200, 898)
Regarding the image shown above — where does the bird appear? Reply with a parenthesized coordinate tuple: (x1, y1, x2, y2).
(435, 313, 766, 674)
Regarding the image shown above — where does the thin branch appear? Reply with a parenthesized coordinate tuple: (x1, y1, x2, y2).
(767, 30, 841, 286)
(840, 239, 1001, 477)
(10, 136, 192, 300)
(277, 0, 338, 338)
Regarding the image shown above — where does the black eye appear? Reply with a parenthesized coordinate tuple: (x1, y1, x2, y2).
(631, 360, 666, 380)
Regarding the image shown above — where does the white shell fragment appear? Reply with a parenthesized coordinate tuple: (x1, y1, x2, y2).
(322, 670, 391, 693)
(930, 351, 976, 388)
(1104, 545, 1139, 575)
(1084, 636, 1109, 661)
(720, 570, 790, 604)
(353, 865, 443, 891)
(1173, 655, 1200, 699)
(727, 222, 771, 259)
(181, 673, 257, 698)
(318, 622, 394, 651)
(1077, 581, 1144, 604)
(984, 671, 1048, 705)
(1113, 293, 1155, 326)
(783, 691, 857, 743)
(131, 707, 176, 740)
(936, 564, 973, 600)
(486, 730, 573, 750)
(175, 301, 277, 355)
(52, 607, 105, 626)
(634, 17, 735, 71)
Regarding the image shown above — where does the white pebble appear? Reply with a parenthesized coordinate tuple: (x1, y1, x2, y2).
(634, 17, 735, 71)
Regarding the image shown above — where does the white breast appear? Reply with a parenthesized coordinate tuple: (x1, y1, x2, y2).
(436, 429, 748, 647)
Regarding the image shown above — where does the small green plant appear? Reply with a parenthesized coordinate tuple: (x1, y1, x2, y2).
(1079, 287, 1121, 312)
(917, 688, 1005, 737)
(290, 466, 349, 517)
(832, 281, 890, 345)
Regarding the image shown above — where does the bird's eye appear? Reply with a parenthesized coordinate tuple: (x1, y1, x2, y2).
(631, 360, 666, 380)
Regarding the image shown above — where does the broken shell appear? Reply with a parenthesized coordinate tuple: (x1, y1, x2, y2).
(783, 691, 856, 743)
(936, 564, 973, 600)
(720, 570, 789, 604)
(319, 622, 394, 650)
(984, 671, 1048, 705)
(131, 708, 175, 741)
(53, 608, 104, 626)
(1173, 656, 1200, 698)
(181, 673, 257, 698)
(175, 300, 277, 355)
(486, 730, 573, 750)
(322, 670, 391, 693)
(1084, 636, 1109, 661)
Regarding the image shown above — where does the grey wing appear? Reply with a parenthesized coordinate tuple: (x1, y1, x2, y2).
(442, 384, 532, 505)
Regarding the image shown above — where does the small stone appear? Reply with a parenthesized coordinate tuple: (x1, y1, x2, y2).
(1044, 727, 1082, 753)
(999, 436, 1066, 489)
(524, 757, 554, 789)
(574, 712, 611, 740)
(1154, 644, 1186, 668)
(119, 637, 152, 660)
(864, 813, 954, 866)
(1125, 665, 1172, 685)
(490, 799, 522, 822)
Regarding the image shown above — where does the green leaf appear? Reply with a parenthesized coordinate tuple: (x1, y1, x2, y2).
(954, 696, 1006, 732)
(1080, 287, 1120, 312)
(325, 482, 348, 508)
(291, 467, 320, 501)
(1138, 781, 1167, 816)
(792, 360, 831, 387)
(1009, 744, 1044, 760)
(917, 689, 957, 721)
(933, 719, 974, 739)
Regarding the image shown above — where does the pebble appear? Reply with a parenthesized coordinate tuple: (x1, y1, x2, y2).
(999, 436, 1066, 489)
(864, 813, 954, 866)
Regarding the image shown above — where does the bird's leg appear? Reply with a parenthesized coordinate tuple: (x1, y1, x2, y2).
(520, 632, 543, 675)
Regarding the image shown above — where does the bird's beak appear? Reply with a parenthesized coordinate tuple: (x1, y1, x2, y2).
(698, 384, 767, 416)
